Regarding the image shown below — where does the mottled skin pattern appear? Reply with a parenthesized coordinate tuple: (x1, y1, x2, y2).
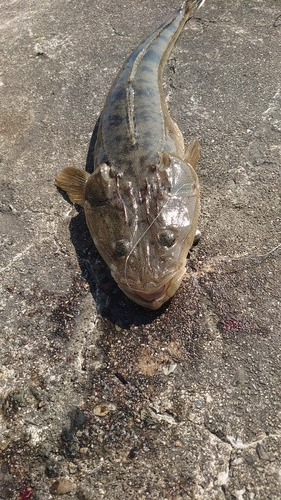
(55, 0, 205, 309)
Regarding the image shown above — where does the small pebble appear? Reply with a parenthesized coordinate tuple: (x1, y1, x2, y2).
(93, 403, 116, 416)
(195, 401, 203, 409)
(68, 462, 78, 474)
(50, 479, 76, 495)
(163, 362, 177, 376)
(187, 413, 195, 422)
(23, 432, 31, 442)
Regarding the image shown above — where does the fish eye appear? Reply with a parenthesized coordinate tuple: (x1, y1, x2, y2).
(158, 230, 176, 247)
(114, 239, 130, 256)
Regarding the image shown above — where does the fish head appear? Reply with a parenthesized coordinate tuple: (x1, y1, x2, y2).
(84, 154, 200, 309)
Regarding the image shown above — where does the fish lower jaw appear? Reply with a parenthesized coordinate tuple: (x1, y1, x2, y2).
(133, 284, 168, 303)
(118, 285, 168, 310)
(118, 267, 186, 310)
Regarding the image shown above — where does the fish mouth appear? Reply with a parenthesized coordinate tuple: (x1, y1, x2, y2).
(118, 267, 186, 310)
(133, 284, 168, 302)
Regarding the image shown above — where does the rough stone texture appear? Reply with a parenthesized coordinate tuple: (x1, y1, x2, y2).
(0, 0, 280, 499)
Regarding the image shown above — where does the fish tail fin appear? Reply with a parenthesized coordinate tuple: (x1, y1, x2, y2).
(181, 0, 206, 17)
(55, 166, 89, 205)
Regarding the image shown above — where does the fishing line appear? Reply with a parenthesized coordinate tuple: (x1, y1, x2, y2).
(124, 181, 197, 290)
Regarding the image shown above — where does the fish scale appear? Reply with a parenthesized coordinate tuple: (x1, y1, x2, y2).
(55, 0, 206, 309)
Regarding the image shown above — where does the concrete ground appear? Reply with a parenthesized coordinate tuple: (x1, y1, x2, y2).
(0, 0, 280, 498)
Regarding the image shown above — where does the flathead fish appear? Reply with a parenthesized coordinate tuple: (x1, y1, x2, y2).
(55, 0, 205, 309)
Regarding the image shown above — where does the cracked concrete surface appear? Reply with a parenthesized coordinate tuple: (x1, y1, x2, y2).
(0, 0, 281, 498)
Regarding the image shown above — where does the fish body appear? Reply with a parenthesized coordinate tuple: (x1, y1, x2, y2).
(56, 0, 205, 310)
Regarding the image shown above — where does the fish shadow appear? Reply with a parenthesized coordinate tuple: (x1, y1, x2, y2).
(63, 120, 166, 328)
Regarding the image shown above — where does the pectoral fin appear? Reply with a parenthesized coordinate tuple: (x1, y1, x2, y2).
(55, 167, 90, 205)
(185, 138, 200, 169)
